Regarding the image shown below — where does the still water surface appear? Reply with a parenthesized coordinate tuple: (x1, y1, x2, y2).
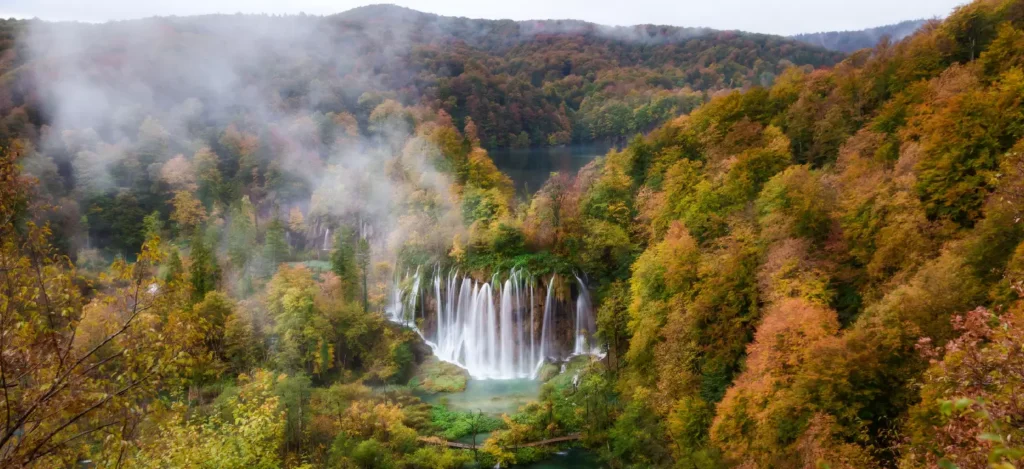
(415, 378, 540, 415)
(416, 378, 605, 468)
(489, 144, 612, 196)
(515, 448, 601, 468)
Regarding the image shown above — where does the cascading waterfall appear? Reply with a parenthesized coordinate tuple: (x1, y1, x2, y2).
(535, 279, 556, 377)
(573, 274, 599, 356)
(499, 278, 515, 377)
(389, 266, 421, 327)
(386, 267, 600, 379)
(528, 285, 535, 376)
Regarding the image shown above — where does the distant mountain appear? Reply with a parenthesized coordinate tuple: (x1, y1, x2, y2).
(1, 5, 844, 149)
(332, 4, 725, 49)
(791, 19, 928, 53)
(338, 5, 926, 55)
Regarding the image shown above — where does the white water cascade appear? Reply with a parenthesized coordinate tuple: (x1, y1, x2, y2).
(387, 267, 599, 379)
(573, 275, 599, 356)
(537, 279, 556, 375)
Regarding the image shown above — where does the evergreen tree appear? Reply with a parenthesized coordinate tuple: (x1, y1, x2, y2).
(189, 230, 219, 304)
(262, 217, 289, 276)
(331, 227, 358, 299)
(227, 196, 257, 268)
(356, 237, 370, 312)
(164, 247, 184, 282)
(142, 210, 164, 241)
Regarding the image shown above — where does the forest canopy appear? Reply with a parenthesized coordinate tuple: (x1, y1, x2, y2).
(4, 0, 1024, 468)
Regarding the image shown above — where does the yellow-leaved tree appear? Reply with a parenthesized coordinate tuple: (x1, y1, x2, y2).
(0, 146, 204, 468)
(128, 371, 294, 469)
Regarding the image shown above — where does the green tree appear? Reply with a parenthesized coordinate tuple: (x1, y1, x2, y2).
(143, 210, 164, 241)
(189, 230, 220, 304)
(262, 216, 289, 276)
(331, 227, 359, 299)
(267, 266, 335, 375)
(227, 196, 257, 268)
(357, 237, 370, 312)
(275, 373, 312, 453)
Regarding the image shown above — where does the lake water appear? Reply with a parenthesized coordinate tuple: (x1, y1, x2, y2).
(514, 448, 601, 468)
(415, 378, 540, 415)
(417, 377, 606, 468)
(489, 143, 612, 196)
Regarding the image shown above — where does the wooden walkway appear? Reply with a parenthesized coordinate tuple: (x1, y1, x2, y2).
(418, 433, 581, 449)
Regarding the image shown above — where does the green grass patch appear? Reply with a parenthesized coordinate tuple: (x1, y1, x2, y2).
(430, 405, 504, 440)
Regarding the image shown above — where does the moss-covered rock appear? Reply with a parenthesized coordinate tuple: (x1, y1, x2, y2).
(537, 355, 593, 384)
(536, 363, 560, 382)
(410, 356, 469, 393)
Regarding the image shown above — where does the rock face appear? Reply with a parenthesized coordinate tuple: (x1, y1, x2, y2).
(410, 356, 469, 393)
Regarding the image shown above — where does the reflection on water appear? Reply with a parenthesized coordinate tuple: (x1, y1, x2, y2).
(455, 431, 492, 446)
(415, 378, 540, 415)
(463, 448, 602, 469)
(514, 448, 603, 468)
(489, 143, 613, 196)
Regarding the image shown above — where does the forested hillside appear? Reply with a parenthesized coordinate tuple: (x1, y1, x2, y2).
(521, 0, 1024, 466)
(791, 19, 928, 53)
(0, 6, 840, 152)
(4, 0, 1024, 468)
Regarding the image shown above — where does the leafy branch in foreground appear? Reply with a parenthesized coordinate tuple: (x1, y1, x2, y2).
(0, 148, 204, 468)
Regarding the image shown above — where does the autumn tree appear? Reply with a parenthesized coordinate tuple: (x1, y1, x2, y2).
(267, 266, 336, 376)
(170, 190, 207, 234)
(128, 371, 287, 469)
(0, 148, 204, 467)
(901, 304, 1024, 469)
(160, 154, 197, 192)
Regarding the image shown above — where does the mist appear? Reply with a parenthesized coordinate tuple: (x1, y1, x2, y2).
(4, 0, 965, 36)
(21, 12, 471, 275)
(17, 6, 776, 266)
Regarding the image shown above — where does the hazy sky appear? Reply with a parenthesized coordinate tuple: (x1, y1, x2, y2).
(1, 0, 967, 35)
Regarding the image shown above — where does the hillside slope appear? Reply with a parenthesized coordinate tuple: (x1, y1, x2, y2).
(0, 6, 842, 149)
(518, 0, 1024, 466)
(792, 19, 929, 52)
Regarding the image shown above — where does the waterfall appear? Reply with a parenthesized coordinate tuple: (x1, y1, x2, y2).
(499, 278, 515, 378)
(387, 266, 421, 327)
(529, 282, 536, 375)
(323, 227, 330, 250)
(411, 267, 421, 323)
(573, 275, 598, 356)
(387, 267, 601, 380)
(516, 271, 528, 379)
(532, 277, 557, 378)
